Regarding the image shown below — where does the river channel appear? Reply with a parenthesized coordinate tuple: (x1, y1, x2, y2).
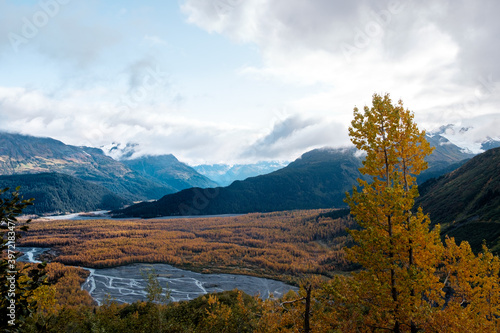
(17, 247, 298, 305)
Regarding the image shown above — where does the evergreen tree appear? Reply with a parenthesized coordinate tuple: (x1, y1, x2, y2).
(0, 187, 47, 332)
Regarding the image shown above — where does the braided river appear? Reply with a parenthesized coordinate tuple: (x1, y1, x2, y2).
(17, 247, 298, 305)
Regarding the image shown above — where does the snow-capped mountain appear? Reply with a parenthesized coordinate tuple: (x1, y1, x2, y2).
(428, 124, 500, 154)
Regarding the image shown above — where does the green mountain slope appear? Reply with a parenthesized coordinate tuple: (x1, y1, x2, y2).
(0, 132, 176, 201)
(123, 155, 218, 191)
(0, 173, 129, 215)
(114, 134, 477, 219)
(113, 148, 364, 217)
(417, 147, 500, 252)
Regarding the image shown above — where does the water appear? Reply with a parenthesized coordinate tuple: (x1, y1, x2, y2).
(43, 210, 110, 220)
(82, 263, 297, 305)
(43, 211, 243, 221)
(17, 247, 298, 305)
(16, 247, 50, 263)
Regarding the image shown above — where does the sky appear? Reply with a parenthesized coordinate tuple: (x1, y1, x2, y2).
(0, 0, 499, 165)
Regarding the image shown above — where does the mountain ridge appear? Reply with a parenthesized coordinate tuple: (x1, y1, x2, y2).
(417, 147, 500, 252)
(113, 147, 365, 217)
(123, 154, 218, 191)
(0, 131, 174, 201)
(193, 161, 289, 186)
(113, 134, 480, 218)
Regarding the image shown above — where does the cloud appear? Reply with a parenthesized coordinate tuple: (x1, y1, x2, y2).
(0, 86, 253, 164)
(0, 86, 353, 164)
(1, 1, 499, 166)
(0, 1, 121, 66)
(427, 0, 500, 82)
(124, 57, 167, 92)
(183, 0, 500, 75)
(250, 116, 316, 148)
(38, 17, 122, 67)
(182, 0, 365, 51)
(182, 0, 500, 125)
(240, 115, 350, 160)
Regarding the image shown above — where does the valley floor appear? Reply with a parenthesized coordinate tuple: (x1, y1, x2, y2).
(19, 209, 355, 284)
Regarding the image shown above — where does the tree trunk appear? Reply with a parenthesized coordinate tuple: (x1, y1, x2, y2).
(304, 285, 312, 333)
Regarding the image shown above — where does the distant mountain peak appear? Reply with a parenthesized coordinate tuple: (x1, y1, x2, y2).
(293, 146, 356, 164)
(428, 124, 500, 155)
(432, 124, 471, 136)
(304, 146, 356, 155)
(193, 160, 289, 186)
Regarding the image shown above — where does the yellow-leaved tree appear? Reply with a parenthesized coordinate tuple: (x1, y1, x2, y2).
(329, 93, 500, 333)
(342, 93, 442, 332)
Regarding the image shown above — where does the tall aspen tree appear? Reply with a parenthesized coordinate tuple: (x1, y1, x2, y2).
(345, 93, 442, 332)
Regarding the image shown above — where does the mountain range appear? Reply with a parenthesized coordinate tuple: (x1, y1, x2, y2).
(193, 161, 289, 186)
(113, 132, 479, 218)
(113, 147, 364, 217)
(429, 124, 500, 154)
(417, 134, 476, 184)
(123, 154, 217, 190)
(0, 132, 216, 214)
(0, 132, 172, 202)
(1, 128, 496, 217)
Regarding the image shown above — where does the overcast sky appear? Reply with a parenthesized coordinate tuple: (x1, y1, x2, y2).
(0, 0, 499, 164)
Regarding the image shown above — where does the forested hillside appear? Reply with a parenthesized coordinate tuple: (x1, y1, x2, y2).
(0, 173, 128, 214)
(114, 137, 475, 218)
(418, 147, 500, 252)
(123, 154, 218, 191)
(0, 132, 175, 201)
(113, 148, 364, 217)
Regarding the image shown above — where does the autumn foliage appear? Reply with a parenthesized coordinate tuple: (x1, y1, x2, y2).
(329, 93, 500, 332)
(6, 93, 500, 332)
(19, 210, 356, 281)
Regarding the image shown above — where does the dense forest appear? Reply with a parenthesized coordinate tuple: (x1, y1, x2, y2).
(20, 209, 355, 282)
(0, 173, 128, 215)
(417, 147, 500, 252)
